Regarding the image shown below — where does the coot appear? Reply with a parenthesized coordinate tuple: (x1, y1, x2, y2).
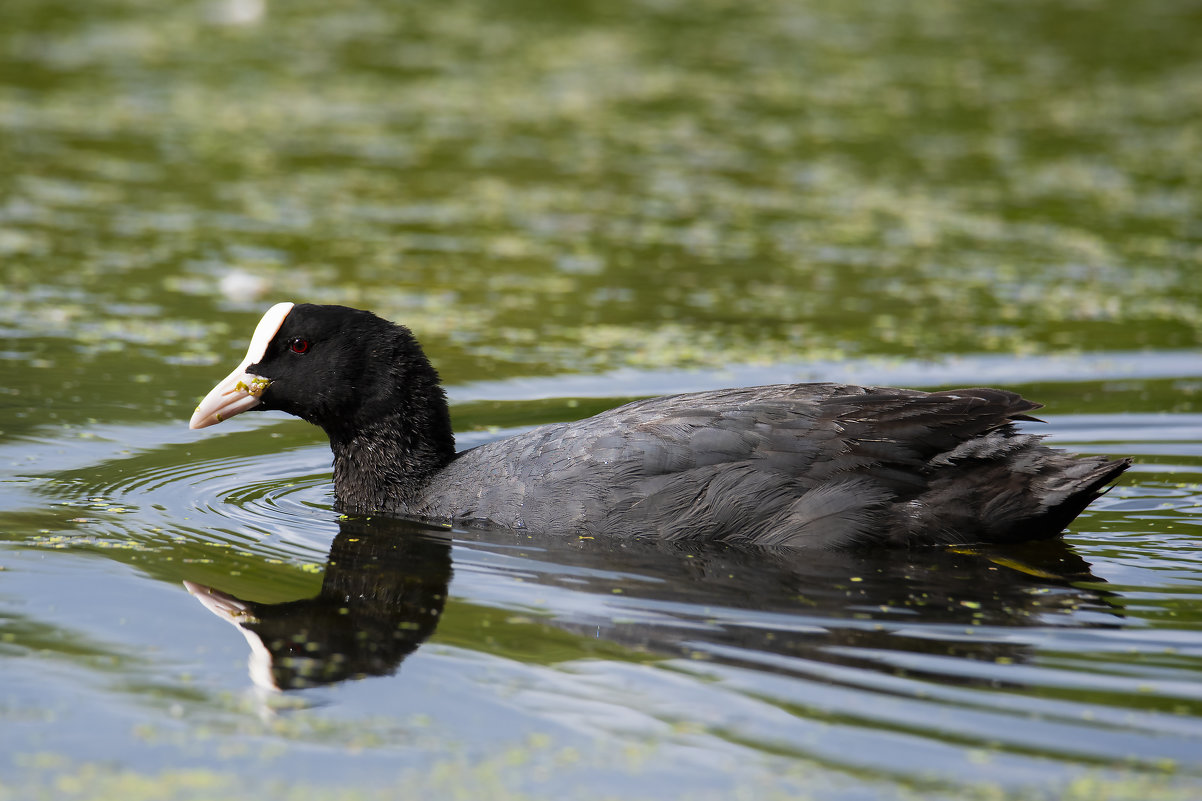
(189, 302, 1129, 548)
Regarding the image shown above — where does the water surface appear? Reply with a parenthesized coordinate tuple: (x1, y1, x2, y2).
(1, 0, 1201, 799)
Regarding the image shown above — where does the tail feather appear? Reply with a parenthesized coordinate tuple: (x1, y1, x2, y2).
(1025, 455, 1132, 538)
(896, 448, 1131, 547)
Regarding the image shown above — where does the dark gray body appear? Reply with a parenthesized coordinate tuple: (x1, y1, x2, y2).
(406, 383, 1128, 549)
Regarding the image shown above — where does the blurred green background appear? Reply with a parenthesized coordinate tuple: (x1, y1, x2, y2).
(3, 0, 1199, 425)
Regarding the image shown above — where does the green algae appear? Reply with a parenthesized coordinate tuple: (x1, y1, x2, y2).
(2, 0, 1200, 394)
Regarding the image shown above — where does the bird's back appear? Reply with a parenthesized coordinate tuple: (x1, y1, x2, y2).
(413, 383, 1129, 548)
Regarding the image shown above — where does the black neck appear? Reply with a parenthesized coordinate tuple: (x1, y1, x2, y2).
(326, 375, 456, 513)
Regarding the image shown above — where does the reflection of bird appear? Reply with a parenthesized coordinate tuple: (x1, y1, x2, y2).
(451, 528, 1120, 687)
(189, 302, 1130, 549)
(185, 518, 451, 690)
(185, 517, 1116, 694)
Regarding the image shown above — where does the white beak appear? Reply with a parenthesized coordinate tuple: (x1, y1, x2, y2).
(189, 302, 294, 430)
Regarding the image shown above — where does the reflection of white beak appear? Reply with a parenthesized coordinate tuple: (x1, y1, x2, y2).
(188, 302, 294, 430)
(183, 580, 257, 622)
(183, 581, 279, 692)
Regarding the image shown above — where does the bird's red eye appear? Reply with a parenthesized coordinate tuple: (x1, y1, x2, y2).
(290, 338, 310, 354)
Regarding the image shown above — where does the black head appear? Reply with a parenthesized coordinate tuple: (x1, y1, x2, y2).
(251, 304, 424, 433)
(190, 302, 454, 457)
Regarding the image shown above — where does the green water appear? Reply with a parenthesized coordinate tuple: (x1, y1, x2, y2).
(2, 0, 1201, 799)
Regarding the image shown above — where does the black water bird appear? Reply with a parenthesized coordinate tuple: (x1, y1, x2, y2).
(189, 302, 1129, 549)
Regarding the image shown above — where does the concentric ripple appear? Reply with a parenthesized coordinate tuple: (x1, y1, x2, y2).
(2, 418, 339, 563)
